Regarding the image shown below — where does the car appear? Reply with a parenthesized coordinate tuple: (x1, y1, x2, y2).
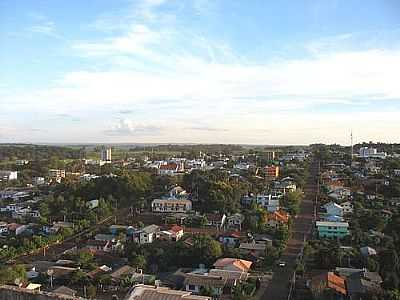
(277, 261, 286, 267)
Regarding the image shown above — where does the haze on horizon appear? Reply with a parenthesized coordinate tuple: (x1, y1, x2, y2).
(1, 0, 400, 145)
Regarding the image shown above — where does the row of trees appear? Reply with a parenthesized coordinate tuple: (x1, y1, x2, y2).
(126, 235, 223, 273)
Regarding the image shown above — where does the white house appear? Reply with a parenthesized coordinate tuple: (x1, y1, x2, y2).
(0, 222, 8, 234)
(323, 202, 344, 217)
(138, 225, 160, 244)
(0, 170, 18, 181)
(86, 199, 99, 209)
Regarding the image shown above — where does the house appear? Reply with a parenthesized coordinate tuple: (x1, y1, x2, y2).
(159, 162, 183, 175)
(32, 177, 45, 185)
(169, 225, 184, 241)
(255, 193, 281, 212)
(48, 169, 66, 182)
(272, 180, 297, 195)
(341, 201, 354, 214)
(267, 210, 289, 228)
(323, 202, 344, 217)
(226, 213, 244, 230)
(86, 199, 99, 209)
(0, 222, 8, 234)
(338, 269, 383, 300)
(152, 198, 192, 213)
(125, 284, 211, 300)
(110, 265, 136, 283)
(252, 233, 273, 246)
(264, 165, 279, 178)
(85, 240, 111, 253)
(309, 271, 347, 299)
(233, 163, 250, 171)
(160, 225, 184, 242)
(169, 186, 189, 198)
(137, 225, 160, 244)
(184, 273, 226, 297)
(45, 221, 73, 235)
(53, 286, 78, 297)
(218, 231, 241, 246)
(213, 258, 252, 273)
(7, 223, 27, 235)
(327, 187, 351, 202)
(209, 269, 249, 284)
(205, 213, 226, 229)
(87, 265, 112, 280)
(239, 243, 266, 257)
(0, 170, 18, 181)
(316, 221, 350, 239)
(109, 224, 128, 235)
(360, 246, 377, 257)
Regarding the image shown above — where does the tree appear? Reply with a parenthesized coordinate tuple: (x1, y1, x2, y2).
(70, 270, 88, 285)
(191, 235, 222, 266)
(86, 284, 97, 299)
(131, 255, 147, 270)
(0, 265, 27, 285)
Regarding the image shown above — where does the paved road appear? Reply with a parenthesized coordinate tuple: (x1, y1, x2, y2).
(261, 160, 319, 300)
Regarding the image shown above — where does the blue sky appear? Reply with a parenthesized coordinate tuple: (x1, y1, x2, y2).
(1, 0, 400, 144)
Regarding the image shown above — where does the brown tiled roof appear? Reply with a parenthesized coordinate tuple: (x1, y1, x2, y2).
(184, 273, 226, 288)
(170, 225, 184, 233)
(268, 210, 289, 223)
(213, 258, 252, 272)
(160, 163, 178, 170)
(312, 272, 346, 295)
(110, 265, 135, 280)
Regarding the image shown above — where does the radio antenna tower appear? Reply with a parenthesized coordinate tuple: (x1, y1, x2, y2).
(350, 130, 354, 162)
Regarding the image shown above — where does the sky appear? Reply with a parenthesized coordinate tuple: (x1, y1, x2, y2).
(1, 0, 400, 145)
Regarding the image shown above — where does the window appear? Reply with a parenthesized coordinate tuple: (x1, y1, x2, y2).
(188, 285, 196, 291)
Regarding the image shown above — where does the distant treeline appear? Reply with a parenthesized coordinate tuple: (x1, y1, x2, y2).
(0, 144, 83, 161)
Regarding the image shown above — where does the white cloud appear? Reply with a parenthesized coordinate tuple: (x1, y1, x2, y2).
(5, 2, 400, 144)
(104, 119, 162, 136)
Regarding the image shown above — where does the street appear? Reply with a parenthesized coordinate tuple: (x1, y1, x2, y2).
(261, 161, 319, 300)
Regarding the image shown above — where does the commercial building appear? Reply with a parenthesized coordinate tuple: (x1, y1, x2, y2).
(151, 198, 192, 213)
(359, 147, 387, 159)
(100, 147, 112, 162)
(316, 221, 350, 238)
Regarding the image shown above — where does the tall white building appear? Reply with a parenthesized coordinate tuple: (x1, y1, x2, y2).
(100, 147, 112, 162)
(359, 147, 386, 159)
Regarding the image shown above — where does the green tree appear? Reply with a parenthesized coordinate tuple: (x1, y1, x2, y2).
(86, 284, 97, 299)
(131, 255, 147, 270)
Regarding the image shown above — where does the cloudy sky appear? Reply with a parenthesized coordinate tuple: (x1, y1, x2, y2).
(1, 0, 400, 145)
